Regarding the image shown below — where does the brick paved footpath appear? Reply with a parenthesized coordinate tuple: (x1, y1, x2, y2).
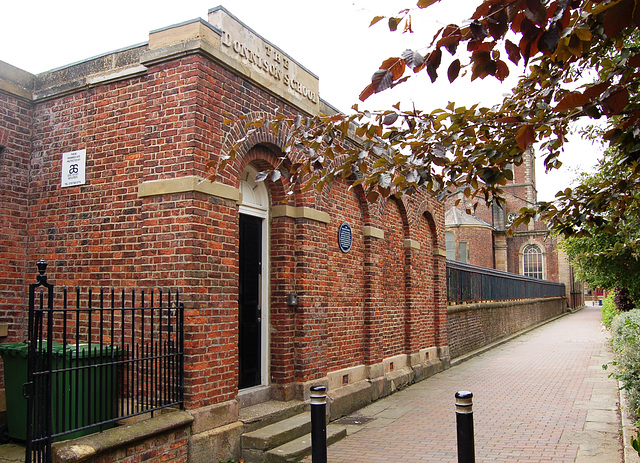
(318, 305, 625, 462)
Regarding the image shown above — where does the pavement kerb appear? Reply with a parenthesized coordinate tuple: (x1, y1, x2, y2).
(450, 305, 580, 367)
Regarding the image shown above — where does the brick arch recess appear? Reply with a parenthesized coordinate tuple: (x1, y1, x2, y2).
(323, 178, 367, 372)
(235, 144, 297, 386)
(419, 212, 438, 349)
(380, 197, 408, 358)
(219, 112, 291, 189)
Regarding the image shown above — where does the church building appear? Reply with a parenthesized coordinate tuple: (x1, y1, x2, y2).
(444, 148, 583, 307)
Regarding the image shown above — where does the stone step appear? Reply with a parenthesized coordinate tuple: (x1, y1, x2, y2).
(265, 424, 348, 463)
(243, 412, 311, 451)
(239, 399, 307, 433)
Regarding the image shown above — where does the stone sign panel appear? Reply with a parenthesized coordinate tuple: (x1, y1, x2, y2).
(208, 7, 320, 113)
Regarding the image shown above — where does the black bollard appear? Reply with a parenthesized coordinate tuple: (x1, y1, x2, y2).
(310, 385, 328, 463)
(455, 391, 475, 463)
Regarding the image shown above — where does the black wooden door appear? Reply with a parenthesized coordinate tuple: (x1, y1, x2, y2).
(239, 214, 262, 389)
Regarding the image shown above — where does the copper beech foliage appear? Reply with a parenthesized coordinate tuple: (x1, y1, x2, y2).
(213, 0, 640, 236)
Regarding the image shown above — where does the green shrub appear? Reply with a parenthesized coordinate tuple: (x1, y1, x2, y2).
(610, 309, 640, 418)
(601, 292, 619, 328)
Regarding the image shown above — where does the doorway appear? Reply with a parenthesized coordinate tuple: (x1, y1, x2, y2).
(239, 213, 263, 389)
(238, 163, 270, 390)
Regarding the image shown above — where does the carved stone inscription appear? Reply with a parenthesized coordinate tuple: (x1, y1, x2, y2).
(211, 8, 319, 106)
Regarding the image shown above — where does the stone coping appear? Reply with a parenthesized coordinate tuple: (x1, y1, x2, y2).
(52, 410, 193, 463)
(447, 296, 565, 314)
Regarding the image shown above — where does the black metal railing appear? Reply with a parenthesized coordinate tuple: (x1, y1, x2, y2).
(446, 260, 565, 304)
(24, 260, 184, 463)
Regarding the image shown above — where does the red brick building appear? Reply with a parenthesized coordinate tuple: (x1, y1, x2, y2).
(0, 7, 449, 460)
(443, 149, 583, 305)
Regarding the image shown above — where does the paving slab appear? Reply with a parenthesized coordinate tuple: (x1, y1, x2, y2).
(0, 444, 24, 463)
(314, 306, 626, 462)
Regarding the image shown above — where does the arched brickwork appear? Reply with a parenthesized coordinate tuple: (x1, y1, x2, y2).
(380, 198, 408, 358)
(324, 179, 366, 372)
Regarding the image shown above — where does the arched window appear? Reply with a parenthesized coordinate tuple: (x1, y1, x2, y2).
(523, 244, 544, 279)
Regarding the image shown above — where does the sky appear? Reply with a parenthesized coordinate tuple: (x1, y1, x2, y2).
(1, 0, 602, 201)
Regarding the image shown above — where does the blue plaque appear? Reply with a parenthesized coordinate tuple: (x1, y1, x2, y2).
(338, 222, 352, 253)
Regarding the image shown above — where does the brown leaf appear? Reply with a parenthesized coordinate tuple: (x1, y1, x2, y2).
(366, 189, 379, 203)
(470, 20, 488, 41)
(427, 62, 438, 83)
(518, 18, 541, 64)
(425, 49, 442, 82)
(573, 27, 592, 42)
(567, 33, 583, 56)
(471, 41, 496, 53)
(511, 10, 525, 33)
(488, 9, 509, 39)
(538, 24, 560, 54)
(403, 15, 413, 33)
(629, 53, 640, 68)
(495, 59, 510, 81)
(603, 0, 634, 39)
(391, 76, 411, 88)
(370, 16, 385, 27)
(381, 57, 407, 80)
(472, 1, 491, 20)
(622, 108, 640, 130)
(417, 0, 440, 8)
(553, 92, 589, 112)
(360, 57, 407, 100)
(583, 82, 610, 101)
(603, 128, 622, 141)
(602, 86, 630, 115)
(496, 117, 520, 124)
(359, 84, 375, 102)
(516, 125, 536, 151)
(526, 0, 542, 13)
(471, 51, 492, 80)
(428, 26, 444, 48)
(505, 39, 521, 65)
(448, 59, 461, 83)
(437, 24, 462, 54)
(428, 48, 442, 68)
(525, 0, 547, 26)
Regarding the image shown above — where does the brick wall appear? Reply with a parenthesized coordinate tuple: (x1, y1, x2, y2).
(0, 91, 31, 344)
(0, 89, 32, 391)
(447, 297, 566, 358)
(507, 234, 559, 281)
(92, 428, 190, 463)
(1, 47, 448, 411)
(380, 199, 407, 358)
(324, 181, 366, 373)
(448, 226, 494, 268)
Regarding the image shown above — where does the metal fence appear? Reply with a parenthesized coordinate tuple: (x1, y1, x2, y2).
(24, 260, 184, 463)
(446, 260, 565, 304)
